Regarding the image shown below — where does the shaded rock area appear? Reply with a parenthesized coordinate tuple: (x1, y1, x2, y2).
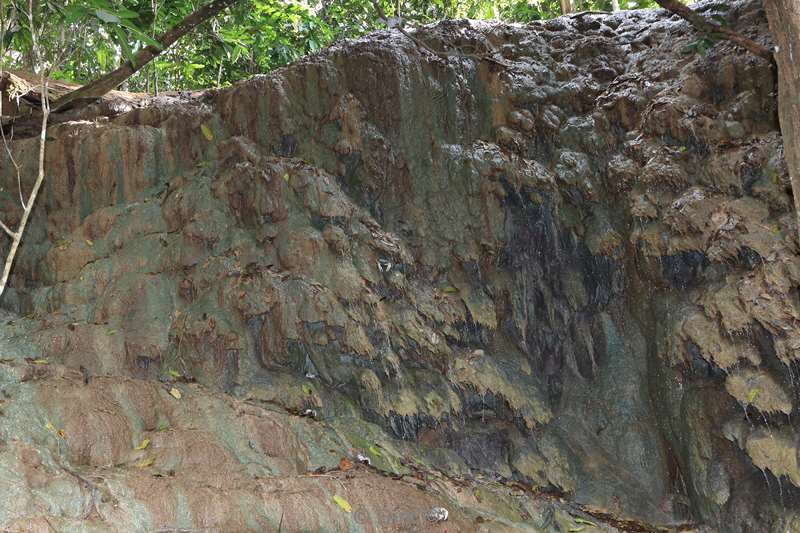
(0, 1, 798, 531)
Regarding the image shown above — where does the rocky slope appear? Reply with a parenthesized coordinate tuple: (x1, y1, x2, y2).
(0, 1, 797, 531)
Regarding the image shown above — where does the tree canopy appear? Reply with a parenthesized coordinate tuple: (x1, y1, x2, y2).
(0, 0, 659, 92)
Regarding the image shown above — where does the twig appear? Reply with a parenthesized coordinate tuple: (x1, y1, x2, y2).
(150, 529, 208, 533)
(653, 0, 773, 61)
(570, 11, 611, 17)
(0, 96, 25, 210)
(0, 3, 25, 211)
(0, 74, 47, 299)
(0, 220, 13, 238)
(59, 464, 101, 518)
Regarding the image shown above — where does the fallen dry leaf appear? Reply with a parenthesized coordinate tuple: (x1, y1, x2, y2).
(136, 456, 156, 468)
(333, 494, 352, 513)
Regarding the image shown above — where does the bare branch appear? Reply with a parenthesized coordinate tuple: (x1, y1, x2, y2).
(0, 115, 26, 210)
(0, 75, 47, 299)
(653, 0, 773, 60)
(0, 218, 14, 238)
(0, 0, 80, 300)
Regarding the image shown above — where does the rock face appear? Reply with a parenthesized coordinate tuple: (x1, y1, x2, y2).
(0, 1, 796, 531)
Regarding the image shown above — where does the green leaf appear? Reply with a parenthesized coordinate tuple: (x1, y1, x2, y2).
(62, 5, 90, 23)
(95, 8, 120, 24)
(113, 26, 136, 64)
(123, 23, 163, 50)
(710, 14, 727, 26)
(114, 7, 141, 20)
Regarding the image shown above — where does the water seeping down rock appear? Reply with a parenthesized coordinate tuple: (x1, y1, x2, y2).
(0, 1, 798, 531)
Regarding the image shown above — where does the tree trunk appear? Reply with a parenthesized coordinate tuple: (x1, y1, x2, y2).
(611, 0, 620, 12)
(52, 0, 238, 111)
(561, 0, 575, 15)
(763, 0, 800, 241)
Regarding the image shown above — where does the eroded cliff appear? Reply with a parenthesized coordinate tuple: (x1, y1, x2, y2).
(0, 1, 797, 531)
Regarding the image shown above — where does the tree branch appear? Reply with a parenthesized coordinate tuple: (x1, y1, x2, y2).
(51, 0, 239, 112)
(653, 0, 772, 60)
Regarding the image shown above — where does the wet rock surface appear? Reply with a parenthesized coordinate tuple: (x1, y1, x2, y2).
(0, 1, 797, 531)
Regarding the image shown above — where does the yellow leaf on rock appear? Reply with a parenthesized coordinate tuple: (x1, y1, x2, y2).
(746, 388, 760, 403)
(333, 494, 352, 513)
(200, 123, 214, 141)
(168, 369, 181, 378)
(45, 422, 55, 432)
(440, 286, 459, 294)
(136, 456, 155, 468)
(134, 438, 151, 450)
(32, 359, 49, 365)
(57, 429, 66, 438)
(169, 387, 182, 400)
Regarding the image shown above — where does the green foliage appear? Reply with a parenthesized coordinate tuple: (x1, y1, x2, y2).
(682, 36, 717, 56)
(0, 0, 661, 91)
(1, 0, 160, 78)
